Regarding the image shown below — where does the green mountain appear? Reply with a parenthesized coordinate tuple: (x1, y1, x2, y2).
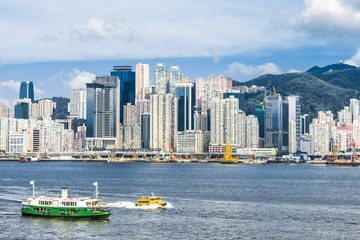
(237, 66, 360, 118)
(306, 62, 356, 74)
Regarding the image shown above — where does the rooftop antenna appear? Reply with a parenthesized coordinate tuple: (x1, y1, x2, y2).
(30, 180, 35, 199)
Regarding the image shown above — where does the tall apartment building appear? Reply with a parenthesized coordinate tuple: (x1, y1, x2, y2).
(150, 94, 178, 153)
(69, 88, 87, 119)
(245, 115, 259, 148)
(337, 106, 352, 126)
(0, 102, 7, 118)
(210, 96, 239, 145)
(208, 75, 232, 93)
(169, 66, 182, 95)
(350, 98, 360, 122)
(309, 119, 331, 153)
(123, 103, 139, 125)
(287, 95, 300, 152)
(135, 63, 150, 100)
(155, 63, 167, 94)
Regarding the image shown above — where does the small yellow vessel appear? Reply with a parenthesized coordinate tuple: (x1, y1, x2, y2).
(136, 193, 167, 207)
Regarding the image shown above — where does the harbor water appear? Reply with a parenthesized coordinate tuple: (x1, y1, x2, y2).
(1, 162, 360, 239)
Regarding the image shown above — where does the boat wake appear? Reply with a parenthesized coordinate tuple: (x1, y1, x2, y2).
(108, 201, 173, 210)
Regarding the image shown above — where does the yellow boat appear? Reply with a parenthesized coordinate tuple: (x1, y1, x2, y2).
(136, 193, 167, 207)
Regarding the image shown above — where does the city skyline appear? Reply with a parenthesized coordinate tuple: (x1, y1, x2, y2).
(1, 0, 360, 105)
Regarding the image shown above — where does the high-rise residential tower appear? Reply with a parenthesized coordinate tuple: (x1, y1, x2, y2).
(19, 81, 34, 102)
(155, 63, 167, 94)
(150, 93, 178, 153)
(69, 88, 87, 119)
(135, 63, 150, 99)
(169, 66, 182, 95)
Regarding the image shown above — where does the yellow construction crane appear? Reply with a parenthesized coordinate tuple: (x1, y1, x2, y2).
(262, 91, 267, 109)
(273, 86, 276, 95)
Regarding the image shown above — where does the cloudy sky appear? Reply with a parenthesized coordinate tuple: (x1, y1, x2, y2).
(1, 0, 360, 106)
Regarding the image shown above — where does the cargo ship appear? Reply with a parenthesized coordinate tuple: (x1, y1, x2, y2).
(21, 181, 110, 219)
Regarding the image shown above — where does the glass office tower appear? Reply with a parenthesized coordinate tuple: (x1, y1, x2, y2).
(19, 81, 34, 102)
(86, 76, 117, 138)
(175, 83, 195, 131)
(111, 66, 135, 124)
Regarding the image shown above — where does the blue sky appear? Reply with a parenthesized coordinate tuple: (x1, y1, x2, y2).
(1, 0, 360, 106)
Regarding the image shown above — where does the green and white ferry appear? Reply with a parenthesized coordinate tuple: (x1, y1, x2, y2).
(21, 181, 111, 219)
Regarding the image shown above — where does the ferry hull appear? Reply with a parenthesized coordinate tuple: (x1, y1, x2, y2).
(21, 209, 110, 219)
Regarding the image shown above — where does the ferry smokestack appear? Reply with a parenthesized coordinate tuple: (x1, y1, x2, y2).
(61, 188, 68, 199)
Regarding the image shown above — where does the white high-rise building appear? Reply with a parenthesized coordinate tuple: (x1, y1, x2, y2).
(69, 88, 86, 119)
(350, 98, 360, 122)
(238, 111, 246, 147)
(245, 115, 259, 148)
(150, 94, 178, 153)
(136, 63, 150, 100)
(210, 96, 239, 145)
(39, 99, 56, 119)
(208, 75, 232, 93)
(289, 119, 297, 154)
(155, 64, 167, 94)
(169, 66, 182, 95)
(337, 106, 352, 126)
(309, 119, 331, 154)
(287, 95, 300, 152)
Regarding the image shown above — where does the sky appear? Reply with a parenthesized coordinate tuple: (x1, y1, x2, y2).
(1, 0, 360, 106)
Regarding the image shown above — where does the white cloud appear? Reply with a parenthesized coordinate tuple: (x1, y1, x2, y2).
(226, 62, 281, 76)
(345, 48, 360, 67)
(0, 80, 20, 91)
(0, 1, 303, 64)
(288, 69, 301, 73)
(64, 68, 95, 89)
(72, 18, 138, 42)
(293, 0, 360, 36)
(34, 87, 44, 96)
(0, 98, 10, 107)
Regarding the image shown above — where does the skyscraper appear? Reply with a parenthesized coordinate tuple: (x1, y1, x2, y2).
(155, 63, 167, 94)
(175, 83, 195, 131)
(69, 88, 87, 119)
(135, 63, 150, 100)
(141, 113, 150, 149)
(19, 81, 34, 102)
(111, 66, 135, 124)
(150, 93, 178, 153)
(265, 95, 284, 152)
(169, 66, 182, 95)
(86, 76, 117, 139)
